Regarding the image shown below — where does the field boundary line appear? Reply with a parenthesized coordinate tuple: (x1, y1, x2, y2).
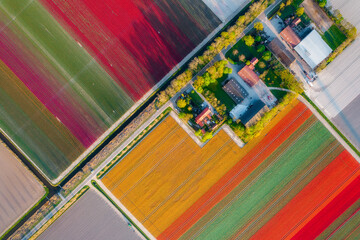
(108, 120, 181, 191)
(91, 180, 153, 240)
(27, 185, 89, 240)
(119, 135, 191, 201)
(141, 139, 232, 224)
(233, 142, 340, 240)
(281, 167, 360, 240)
(97, 107, 171, 180)
(325, 207, 360, 240)
(190, 120, 318, 239)
(164, 105, 309, 240)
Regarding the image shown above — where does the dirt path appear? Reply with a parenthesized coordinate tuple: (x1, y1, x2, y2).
(302, 0, 333, 32)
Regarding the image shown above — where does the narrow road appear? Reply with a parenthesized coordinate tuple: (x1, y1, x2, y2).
(269, 87, 360, 162)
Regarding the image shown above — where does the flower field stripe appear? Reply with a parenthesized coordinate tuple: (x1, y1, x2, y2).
(153, 0, 221, 41)
(180, 118, 330, 240)
(319, 201, 360, 240)
(292, 176, 360, 240)
(230, 142, 344, 240)
(40, 0, 219, 100)
(104, 119, 181, 191)
(0, 59, 85, 179)
(158, 101, 310, 240)
(105, 114, 291, 237)
(39, 0, 151, 100)
(325, 207, 360, 240)
(0, 27, 101, 147)
(0, 0, 137, 180)
(251, 151, 360, 240)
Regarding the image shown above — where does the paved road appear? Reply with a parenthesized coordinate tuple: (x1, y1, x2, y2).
(22, 1, 285, 239)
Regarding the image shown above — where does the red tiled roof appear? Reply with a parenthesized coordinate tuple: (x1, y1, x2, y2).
(238, 65, 260, 87)
(280, 26, 301, 47)
(195, 107, 212, 124)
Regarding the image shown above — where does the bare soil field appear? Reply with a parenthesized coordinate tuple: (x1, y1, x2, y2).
(0, 143, 45, 236)
(308, 0, 360, 151)
(37, 189, 141, 240)
(329, 0, 360, 27)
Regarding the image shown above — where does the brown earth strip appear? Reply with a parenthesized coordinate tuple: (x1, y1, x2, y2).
(316, 199, 360, 240)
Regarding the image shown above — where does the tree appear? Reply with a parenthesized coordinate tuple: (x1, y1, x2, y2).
(255, 35, 262, 42)
(262, 51, 272, 61)
(296, 7, 304, 17)
(232, 49, 239, 56)
(317, 0, 327, 8)
(202, 132, 213, 141)
(195, 129, 202, 136)
(157, 91, 169, 105)
(254, 22, 264, 31)
(239, 54, 246, 62)
(258, 61, 266, 68)
(246, 60, 251, 65)
(243, 35, 255, 46)
(257, 45, 265, 53)
(177, 99, 187, 108)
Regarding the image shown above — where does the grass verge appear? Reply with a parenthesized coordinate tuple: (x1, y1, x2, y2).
(29, 185, 89, 240)
(91, 180, 149, 240)
(0, 187, 49, 240)
(302, 93, 360, 157)
(322, 25, 347, 50)
(97, 107, 172, 179)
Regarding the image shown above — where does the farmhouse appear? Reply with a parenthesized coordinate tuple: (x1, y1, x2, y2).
(294, 29, 332, 69)
(268, 38, 296, 68)
(238, 65, 260, 87)
(195, 107, 213, 127)
(280, 26, 301, 47)
(230, 100, 269, 127)
(222, 78, 249, 104)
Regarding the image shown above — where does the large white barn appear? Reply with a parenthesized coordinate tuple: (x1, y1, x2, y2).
(294, 29, 332, 69)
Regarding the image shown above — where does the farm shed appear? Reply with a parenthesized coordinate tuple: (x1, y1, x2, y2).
(295, 30, 332, 69)
(268, 38, 296, 67)
(223, 78, 249, 104)
(238, 65, 260, 87)
(280, 26, 301, 47)
(240, 100, 269, 127)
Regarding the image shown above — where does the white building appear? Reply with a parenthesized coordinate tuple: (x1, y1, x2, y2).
(294, 29, 332, 69)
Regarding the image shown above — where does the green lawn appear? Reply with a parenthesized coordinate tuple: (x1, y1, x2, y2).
(189, 90, 204, 106)
(279, 5, 296, 20)
(206, 75, 236, 110)
(322, 25, 347, 50)
(226, 39, 258, 63)
(262, 70, 287, 100)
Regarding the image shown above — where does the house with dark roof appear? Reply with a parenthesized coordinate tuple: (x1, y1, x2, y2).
(280, 26, 301, 48)
(267, 38, 296, 68)
(238, 100, 269, 127)
(238, 65, 260, 87)
(222, 78, 249, 105)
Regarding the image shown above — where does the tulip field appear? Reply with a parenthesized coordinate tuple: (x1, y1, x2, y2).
(0, 0, 222, 182)
(102, 100, 360, 240)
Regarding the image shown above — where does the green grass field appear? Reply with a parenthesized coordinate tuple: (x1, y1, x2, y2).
(205, 75, 236, 110)
(189, 90, 204, 106)
(322, 25, 347, 50)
